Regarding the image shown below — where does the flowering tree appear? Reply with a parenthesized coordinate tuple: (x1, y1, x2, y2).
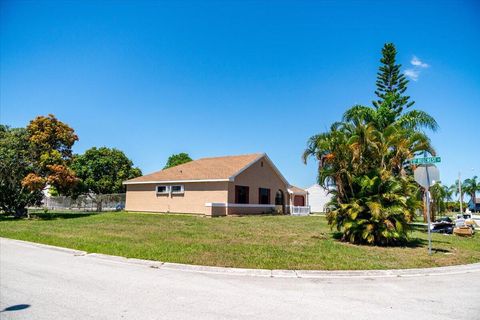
(21, 114, 79, 196)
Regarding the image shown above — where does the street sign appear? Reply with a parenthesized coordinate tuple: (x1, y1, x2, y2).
(414, 164, 440, 188)
(409, 157, 441, 165)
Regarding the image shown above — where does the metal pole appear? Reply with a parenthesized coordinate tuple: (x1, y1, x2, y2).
(458, 172, 463, 214)
(424, 151, 432, 255)
(425, 187, 432, 255)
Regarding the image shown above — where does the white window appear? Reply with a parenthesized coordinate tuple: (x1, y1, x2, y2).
(156, 185, 168, 194)
(171, 185, 184, 194)
(156, 185, 184, 195)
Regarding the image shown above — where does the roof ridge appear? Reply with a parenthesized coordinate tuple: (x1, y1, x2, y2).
(123, 152, 267, 184)
(197, 152, 264, 161)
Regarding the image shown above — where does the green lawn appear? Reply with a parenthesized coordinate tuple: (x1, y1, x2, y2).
(1, 211, 479, 270)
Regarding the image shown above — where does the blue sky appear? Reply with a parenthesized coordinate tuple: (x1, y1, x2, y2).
(1, 0, 479, 188)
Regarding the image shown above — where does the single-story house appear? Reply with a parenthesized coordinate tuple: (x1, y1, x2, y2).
(123, 153, 309, 216)
(468, 196, 480, 212)
(305, 184, 332, 213)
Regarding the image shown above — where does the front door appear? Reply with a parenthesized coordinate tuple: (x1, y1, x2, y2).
(293, 195, 305, 206)
(275, 190, 285, 214)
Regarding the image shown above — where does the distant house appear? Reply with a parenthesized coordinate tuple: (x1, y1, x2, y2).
(468, 196, 480, 212)
(305, 184, 332, 213)
(123, 153, 309, 216)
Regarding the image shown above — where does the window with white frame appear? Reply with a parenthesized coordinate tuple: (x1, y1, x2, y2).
(171, 185, 184, 194)
(156, 185, 168, 194)
(156, 185, 184, 195)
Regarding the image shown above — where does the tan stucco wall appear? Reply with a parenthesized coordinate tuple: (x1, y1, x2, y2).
(125, 181, 229, 215)
(125, 156, 290, 216)
(227, 156, 289, 214)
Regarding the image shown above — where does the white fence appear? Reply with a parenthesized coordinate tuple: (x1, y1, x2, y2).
(290, 206, 311, 216)
(39, 194, 126, 212)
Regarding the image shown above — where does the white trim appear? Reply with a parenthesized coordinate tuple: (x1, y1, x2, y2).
(124, 179, 230, 185)
(287, 188, 307, 195)
(170, 185, 185, 194)
(287, 205, 311, 216)
(205, 202, 276, 208)
(156, 185, 169, 194)
(205, 202, 228, 207)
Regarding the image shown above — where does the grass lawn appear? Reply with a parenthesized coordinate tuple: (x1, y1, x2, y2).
(1, 211, 479, 270)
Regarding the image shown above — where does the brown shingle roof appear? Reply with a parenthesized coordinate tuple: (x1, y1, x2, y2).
(124, 153, 264, 184)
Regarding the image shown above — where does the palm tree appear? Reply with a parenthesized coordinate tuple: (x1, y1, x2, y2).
(463, 176, 480, 211)
(303, 120, 431, 244)
(452, 179, 465, 211)
(343, 94, 438, 133)
(327, 172, 420, 245)
(303, 43, 438, 245)
(430, 182, 447, 216)
(440, 184, 455, 212)
(446, 184, 457, 202)
(381, 125, 435, 176)
(303, 127, 354, 202)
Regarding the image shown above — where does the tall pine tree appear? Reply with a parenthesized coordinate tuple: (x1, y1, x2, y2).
(344, 43, 437, 132)
(372, 43, 414, 117)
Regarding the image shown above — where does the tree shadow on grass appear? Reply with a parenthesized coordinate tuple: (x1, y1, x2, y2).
(34, 212, 99, 220)
(330, 231, 429, 249)
(332, 231, 343, 240)
(329, 234, 454, 253)
(404, 238, 426, 248)
(0, 212, 99, 221)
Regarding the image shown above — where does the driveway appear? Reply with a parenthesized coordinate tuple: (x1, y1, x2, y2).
(1, 238, 479, 320)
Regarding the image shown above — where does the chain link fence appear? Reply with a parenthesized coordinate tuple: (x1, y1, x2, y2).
(37, 193, 126, 212)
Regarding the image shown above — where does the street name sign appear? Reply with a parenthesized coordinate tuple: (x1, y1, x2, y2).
(409, 157, 441, 165)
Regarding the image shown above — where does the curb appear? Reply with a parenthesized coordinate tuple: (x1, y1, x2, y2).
(1, 237, 88, 256)
(3, 237, 480, 279)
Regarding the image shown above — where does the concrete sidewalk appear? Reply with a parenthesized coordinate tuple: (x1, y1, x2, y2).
(1, 238, 479, 319)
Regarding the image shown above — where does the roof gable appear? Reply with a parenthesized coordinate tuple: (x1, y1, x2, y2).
(230, 153, 289, 186)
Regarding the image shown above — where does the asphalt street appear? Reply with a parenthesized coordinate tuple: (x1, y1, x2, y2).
(1, 238, 479, 320)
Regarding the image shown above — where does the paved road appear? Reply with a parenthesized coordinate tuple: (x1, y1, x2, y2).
(1, 238, 479, 320)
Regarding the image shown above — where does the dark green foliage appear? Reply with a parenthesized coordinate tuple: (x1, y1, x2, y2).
(71, 147, 142, 195)
(327, 173, 419, 245)
(304, 122, 429, 245)
(304, 43, 438, 245)
(429, 182, 448, 215)
(462, 176, 479, 206)
(164, 152, 193, 169)
(0, 125, 43, 216)
(373, 43, 414, 116)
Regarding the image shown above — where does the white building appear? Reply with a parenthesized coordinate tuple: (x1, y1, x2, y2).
(305, 184, 332, 213)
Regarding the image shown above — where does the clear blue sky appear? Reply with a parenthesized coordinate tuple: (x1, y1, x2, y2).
(1, 0, 479, 188)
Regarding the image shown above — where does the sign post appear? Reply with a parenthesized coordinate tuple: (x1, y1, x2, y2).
(458, 172, 463, 214)
(412, 156, 440, 255)
(425, 170, 432, 255)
